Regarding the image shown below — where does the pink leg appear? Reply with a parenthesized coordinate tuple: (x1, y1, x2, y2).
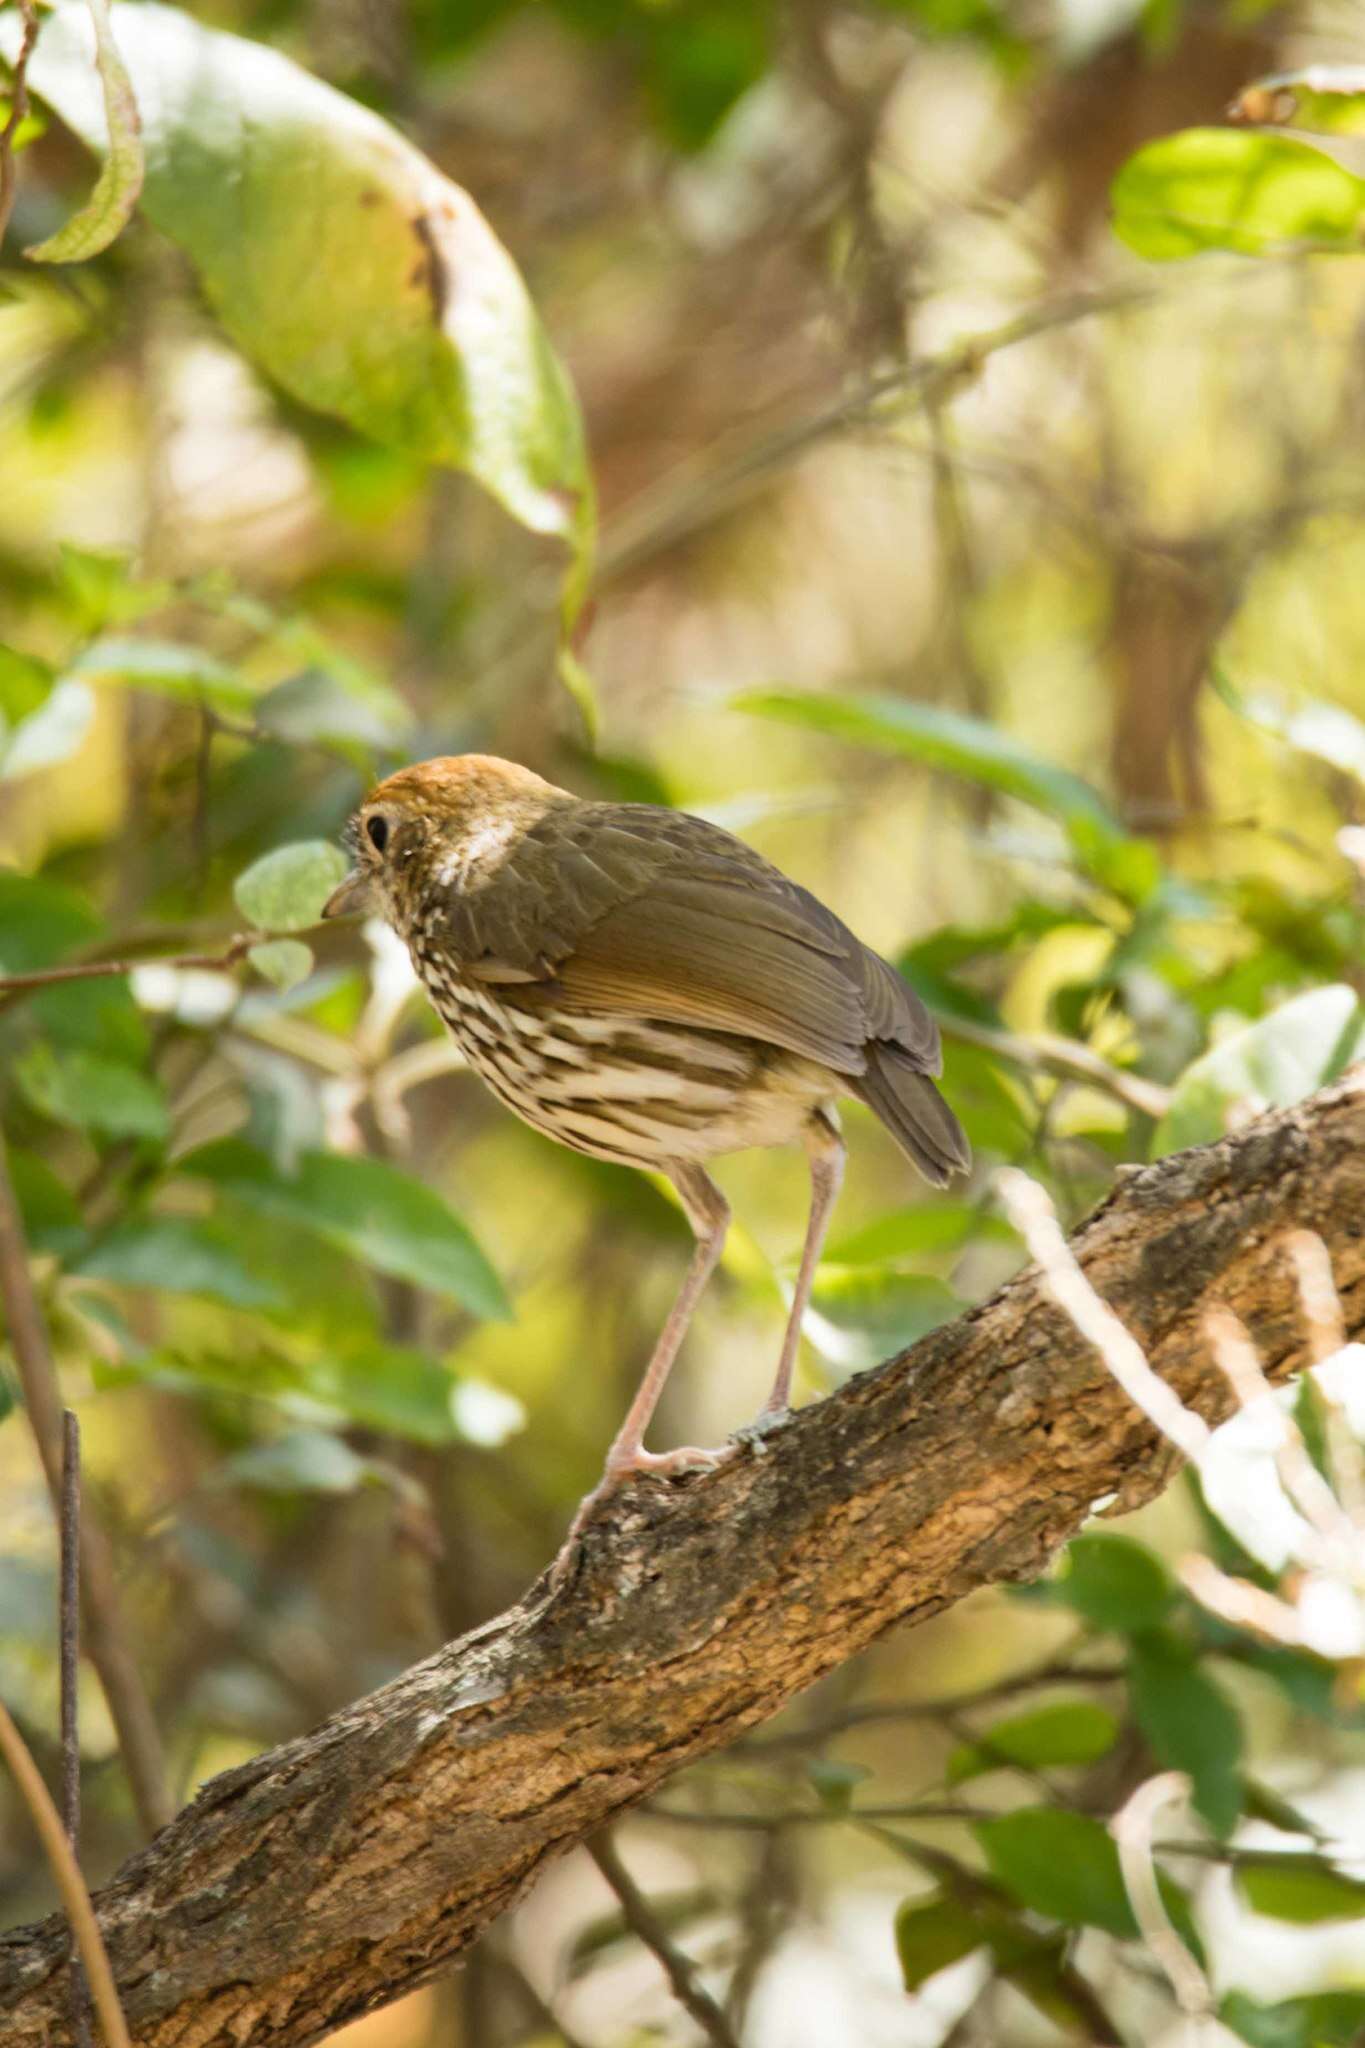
(759, 1110, 846, 1420)
(554, 1166, 731, 1576)
(602, 1162, 731, 1479)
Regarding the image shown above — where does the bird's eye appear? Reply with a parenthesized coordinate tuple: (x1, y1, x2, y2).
(365, 814, 390, 856)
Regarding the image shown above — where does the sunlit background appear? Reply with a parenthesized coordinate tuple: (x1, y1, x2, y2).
(3, 0, 1365, 2041)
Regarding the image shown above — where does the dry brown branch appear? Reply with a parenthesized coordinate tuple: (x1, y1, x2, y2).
(0, 1136, 173, 1835)
(0, 1074, 1361, 2048)
(0, 935, 254, 997)
(0, 1705, 131, 2048)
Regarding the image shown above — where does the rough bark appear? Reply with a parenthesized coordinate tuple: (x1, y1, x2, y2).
(3, 1075, 1362, 2048)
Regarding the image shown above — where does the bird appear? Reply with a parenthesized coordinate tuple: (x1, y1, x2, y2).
(323, 754, 970, 1535)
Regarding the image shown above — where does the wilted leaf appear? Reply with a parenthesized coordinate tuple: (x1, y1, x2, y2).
(183, 1140, 509, 1319)
(1111, 128, 1365, 261)
(71, 1216, 279, 1307)
(25, 0, 143, 264)
(16, 1042, 169, 1143)
(1236, 1857, 1365, 1924)
(6, 0, 593, 573)
(946, 1700, 1120, 1785)
(1129, 1634, 1243, 1836)
(1230, 67, 1365, 137)
(248, 940, 315, 993)
(1153, 986, 1364, 1157)
(233, 842, 349, 933)
(1045, 1532, 1175, 1633)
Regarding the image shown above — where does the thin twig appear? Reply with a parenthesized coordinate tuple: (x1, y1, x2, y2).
(1112, 1774, 1211, 2021)
(0, 933, 255, 996)
(0, 1132, 173, 1833)
(0, 1702, 131, 2048)
(61, 1411, 93, 2048)
(995, 1168, 1211, 1463)
(587, 1832, 740, 2048)
(0, 0, 39, 248)
(942, 1015, 1170, 1119)
(1205, 1305, 1360, 1574)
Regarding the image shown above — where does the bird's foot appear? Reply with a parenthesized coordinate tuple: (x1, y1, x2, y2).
(730, 1404, 789, 1455)
(546, 1443, 733, 1593)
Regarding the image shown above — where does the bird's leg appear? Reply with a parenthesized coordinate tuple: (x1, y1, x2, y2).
(601, 1162, 731, 1481)
(553, 1166, 732, 1579)
(756, 1108, 846, 1425)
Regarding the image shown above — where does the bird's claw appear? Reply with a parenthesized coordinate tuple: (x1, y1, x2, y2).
(731, 1406, 789, 1455)
(545, 1442, 733, 1595)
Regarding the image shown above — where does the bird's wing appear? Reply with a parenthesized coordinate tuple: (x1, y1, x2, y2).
(442, 805, 940, 1078)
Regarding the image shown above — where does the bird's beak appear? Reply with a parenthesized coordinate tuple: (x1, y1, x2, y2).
(321, 870, 376, 921)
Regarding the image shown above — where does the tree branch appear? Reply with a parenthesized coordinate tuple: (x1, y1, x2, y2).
(1, 1074, 1361, 2048)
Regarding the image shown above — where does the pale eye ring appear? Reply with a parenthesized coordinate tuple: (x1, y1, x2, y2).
(365, 813, 390, 855)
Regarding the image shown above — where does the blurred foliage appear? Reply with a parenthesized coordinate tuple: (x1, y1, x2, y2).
(2, 0, 1365, 2043)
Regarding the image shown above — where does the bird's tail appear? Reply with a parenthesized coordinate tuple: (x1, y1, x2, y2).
(853, 1045, 971, 1188)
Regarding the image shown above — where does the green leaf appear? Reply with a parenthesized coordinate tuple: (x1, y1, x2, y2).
(894, 1894, 987, 1989)
(806, 1759, 872, 1814)
(1111, 128, 1365, 261)
(1237, 1857, 1365, 1924)
(1221, 1988, 1365, 2048)
(1046, 1533, 1175, 1633)
(25, 0, 144, 264)
(16, 1043, 169, 1143)
(247, 940, 315, 993)
(946, 1701, 1120, 1785)
(0, 872, 99, 971)
(55, 544, 169, 630)
(183, 1141, 509, 1319)
(219, 1429, 374, 1494)
(233, 841, 349, 933)
(5, 1149, 83, 1255)
(71, 1217, 279, 1307)
(805, 1267, 961, 1367)
(7, 1, 593, 574)
(0, 644, 55, 729)
(254, 667, 411, 751)
(976, 1810, 1139, 1937)
(824, 1202, 1013, 1267)
(67, 636, 255, 716)
(1228, 679, 1365, 785)
(736, 688, 1151, 896)
(1153, 986, 1365, 1157)
(1129, 1634, 1243, 1836)
(104, 1334, 475, 1445)
(0, 679, 95, 779)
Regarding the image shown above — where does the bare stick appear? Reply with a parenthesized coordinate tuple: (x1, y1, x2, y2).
(0, 1702, 131, 2048)
(1205, 1306, 1360, 1572)
(995, 1168, 1211, 1463)
(0, 933, 254, 997)
(0, 0, 39, 248)
(0, 1134, 173, 1832)
(1111, 1773, 1214, 2024)
(587, 1833, 740, 2048)
(61, 1412, 93, 2048)
(1286, 1231, 1365, 1523)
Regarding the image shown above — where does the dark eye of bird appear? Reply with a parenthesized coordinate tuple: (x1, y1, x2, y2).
(365, 814, 389, 855)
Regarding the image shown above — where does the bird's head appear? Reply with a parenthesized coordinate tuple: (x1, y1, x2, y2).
(322, 754, 564, 930)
